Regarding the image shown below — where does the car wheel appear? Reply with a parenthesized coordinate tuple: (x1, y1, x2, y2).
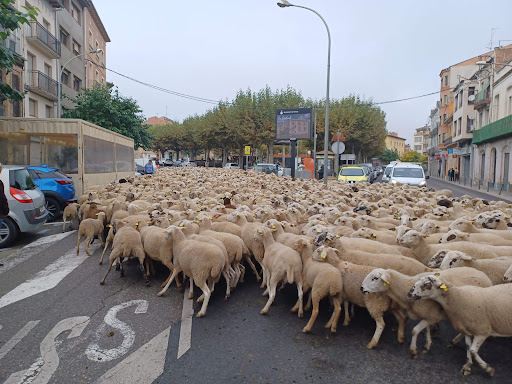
(45, 197, 61, 222)
(0, 218, 19, 248)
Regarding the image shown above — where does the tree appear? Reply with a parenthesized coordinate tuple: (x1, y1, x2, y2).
(379, 148, 400, 163)
(400, 150, 427, 166)
(0, 0, 38, 101)
(65, 85, 152, 150)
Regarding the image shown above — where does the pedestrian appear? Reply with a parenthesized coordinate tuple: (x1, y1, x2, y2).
(144, 159, 154, 175)
(0, 163, 9, 244)
(449, 168, 454, 181)
(455, 169, 459, 182)
(437, 167, 441, 177)
(319, 162, 324, 180)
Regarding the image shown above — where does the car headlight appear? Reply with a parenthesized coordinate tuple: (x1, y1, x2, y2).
(391, 179, 397, 184)
(419, 180, 426, 186)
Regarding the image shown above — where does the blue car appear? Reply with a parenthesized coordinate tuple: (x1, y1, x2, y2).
(26, 165, 76, 221)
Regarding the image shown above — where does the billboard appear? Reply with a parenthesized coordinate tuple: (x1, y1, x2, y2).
(275, 108, 313, 140)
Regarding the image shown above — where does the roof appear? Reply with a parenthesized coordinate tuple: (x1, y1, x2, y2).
(386, 133, 406, 141)
(437, 44, 512, 76)
(87, 0, 111, 42)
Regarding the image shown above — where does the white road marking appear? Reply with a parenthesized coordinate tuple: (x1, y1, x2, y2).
(0, 231, 76, 276)
(177, 286, 194, 359)
(43, 222, 64, 226)
(0, 242, 94, 309)
(0, 321, 40, 360)
(85, 300, 148, 363)
(34, 229, 50, 235)
(94, 326, 171, 384)
(4, 316, 89, 384)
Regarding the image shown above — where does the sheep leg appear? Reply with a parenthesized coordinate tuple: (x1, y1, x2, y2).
(448, 333, 464, 347)
(293, 283, 309, 312)
(260, 265, 267, 289)
(302, 297, 320, 333)
(85, 235, 92, 256)
(157, 268, 179, 297)
(239, 264, 245, 283)
(99, 240, 111, 265)
(161, 261, 183, 290)
(343, 300, 350, 326)
(62, 216, 67, 233)
(196, 282, 211, 318)
(119, 261, 125, 278)
(461, 335, 473, 376)
(410, 320, 430, 358)
(260, 276, 279, 315)
(262, 269, 270, 296)
(100, 248, 121, 285)
(304, 291, 313, 312)
(198, 278, 216, 303)
(188, 277, 194, 299)
(135, 249, 148, 286)
(325, 295, 342, 333)
(296, 283, 303, 318)
(76, 233, 82, 255)
(367, 314, 385, 349)
(391, 308, 406, 344)
(470, 335, 494, 377)
(243, 255, 260, 281)
(423, 326, 432, 353)
(222, 270, 231, 300)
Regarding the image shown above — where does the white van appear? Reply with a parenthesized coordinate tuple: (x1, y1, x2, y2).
(389, 163, 428, 187)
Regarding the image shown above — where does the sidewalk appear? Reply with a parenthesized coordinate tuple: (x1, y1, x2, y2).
(429, 175, 512, 203)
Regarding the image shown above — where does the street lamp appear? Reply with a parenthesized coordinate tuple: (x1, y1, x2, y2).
(277, 0, 331, 185)
(57, 48, 103, 117)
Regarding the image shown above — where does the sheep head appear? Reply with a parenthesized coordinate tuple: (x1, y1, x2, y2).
(439, 251, 472, 270)
(360, 268, 390, 294)
(408, 275, 450, 301)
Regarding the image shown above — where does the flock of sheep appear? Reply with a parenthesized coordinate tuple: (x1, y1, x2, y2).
(66, 168, 512, 377)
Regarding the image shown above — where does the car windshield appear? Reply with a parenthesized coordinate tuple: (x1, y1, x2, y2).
(392, 168, 424, 178)
(10, 169, 36, 190)
(385, 167, 392, 176)
(341, 168, 364, 176)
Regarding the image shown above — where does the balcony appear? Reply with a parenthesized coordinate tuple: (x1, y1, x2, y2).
(472, 115, 512, 144)
(25, 70, 58, 101)
(443, 137, 452, 146)
(26, 21, 61, 58)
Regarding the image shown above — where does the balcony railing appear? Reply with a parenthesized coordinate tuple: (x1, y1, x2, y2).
(472, 115, 512, 144)
(26, 21, 61, 58)
(26, 70, 58, 100)
(443, 137, 452, 146)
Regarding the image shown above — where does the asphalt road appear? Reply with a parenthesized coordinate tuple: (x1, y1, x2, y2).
(1, 181, 512, 383)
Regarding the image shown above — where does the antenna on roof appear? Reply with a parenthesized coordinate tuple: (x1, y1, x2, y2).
(487, 28, 500, 51)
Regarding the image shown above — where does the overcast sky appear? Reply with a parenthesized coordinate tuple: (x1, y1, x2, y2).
(93, 0, 512, 145)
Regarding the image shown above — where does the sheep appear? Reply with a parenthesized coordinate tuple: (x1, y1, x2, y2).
(314, 232, 430, 276)
(100, 220, 147, 285)
(157, 225, 225, 318)
(314, 245, 406, 349)
(439, 251, 512, 285)
(76, 212, 106, 256)
(398, 230, 499, 265)
(290, 239, 343, 334)
(62, 203, 79, 232)
(361, 267, 492, 357)
(254, 227, 303, 317)
(408, 275, 512, 376)
(449, 218, 512, 241)
(439, 229, 512, 246)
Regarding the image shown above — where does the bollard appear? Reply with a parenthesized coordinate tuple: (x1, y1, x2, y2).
(499, 183, 504, 195)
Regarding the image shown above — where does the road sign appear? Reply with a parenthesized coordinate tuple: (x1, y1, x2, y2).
(331, 141, 345, 154)
(244, 146, 251, 155)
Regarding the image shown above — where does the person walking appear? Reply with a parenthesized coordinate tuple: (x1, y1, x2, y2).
(144, 159, 154, 175)
(437, 167, 441, 177)
(318, 162, 324, 180)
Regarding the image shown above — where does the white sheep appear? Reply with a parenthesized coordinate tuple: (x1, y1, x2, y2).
(62, 203, 80, 232)
(76, 212, 106, 256)
(408, 275, 512, 376)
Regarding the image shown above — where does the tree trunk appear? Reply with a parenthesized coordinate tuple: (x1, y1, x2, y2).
(222, 147, 228, 165)
(268, 142, 274, 163)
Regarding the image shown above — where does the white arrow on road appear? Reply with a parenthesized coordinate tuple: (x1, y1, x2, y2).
(85, 300, 148, 363)
(4, 316, 90, 384)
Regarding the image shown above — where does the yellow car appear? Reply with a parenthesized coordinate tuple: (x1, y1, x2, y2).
(338, 166, 367, 183)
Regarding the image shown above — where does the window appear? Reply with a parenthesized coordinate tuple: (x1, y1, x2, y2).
(101, 77, 104, 84)
(443, 95, 447, 105)
(71, 3, 81, 24)
(467, 116, 473, 132)
(494, 95, 500, 120)
(458, 117, 462, 135)
(45, 105, 53, 118)
(444, 76, 449, 86)
(72, 39, 80, 56)
(468, 87, 475, 105)
(454, 95, 458, 111)
(88, 29, 93, 46)
(443, 114, 447, 122)
(459, 91, 463, 108)
(454, 120, 457, 136)
(27, 52, 35, 72)
(29, 98, 37, 117)
(60, 28, 69, 48)
(44, 63, 51, 78)
(61, 69, 70, 86)
(11, 73, 21, 117)
(43, 19, 50, 31)
(62, 0, 69, 11)
(73, 76, 81, 92)
(414, 137, 421, 142)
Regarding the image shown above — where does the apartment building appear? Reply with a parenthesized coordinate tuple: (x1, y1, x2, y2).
(385, 132, 406, 157)
(413, 126, 430, 155)
(2, 0, 108, 119)
(427, 103, 440, 175)
(84, 0, 109, 88)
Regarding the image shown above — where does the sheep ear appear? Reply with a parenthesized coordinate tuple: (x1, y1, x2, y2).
(423, 235, 429, 238)
(459, 253, 473, 261)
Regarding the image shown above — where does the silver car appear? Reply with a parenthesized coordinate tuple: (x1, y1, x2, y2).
(0, 165, 48, 247)
(389, 164, 428, 187)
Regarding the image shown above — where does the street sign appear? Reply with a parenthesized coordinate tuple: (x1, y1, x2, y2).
(331, 141, 345, 154)
(275, 108, 313, 140)
(244, 146, 251, 155)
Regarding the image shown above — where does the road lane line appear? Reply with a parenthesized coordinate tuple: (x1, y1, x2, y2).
(85, 300, 148, 363)
(177, 286, 193, 359)
(0, 320, 40, 360)
(0, 243, 96, 309)
(0, 231, 76, 276)
(94, 326, 171, 384)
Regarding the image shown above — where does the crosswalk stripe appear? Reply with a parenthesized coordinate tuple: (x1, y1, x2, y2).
(177, 286, 194, 359)
(0, 231, 76, 276)
(0, 243, 97, 309)
(0, 321, 40, 360)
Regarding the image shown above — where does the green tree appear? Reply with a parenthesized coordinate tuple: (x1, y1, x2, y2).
(380, 148, 400, 163)
(400, 150, 427, 166)
(0, 0, 38, 101)
(65, 85, 151, 150)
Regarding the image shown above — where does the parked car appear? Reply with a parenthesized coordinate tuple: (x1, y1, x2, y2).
(338, 166, 367, 183)
(358, 164, 374, 183)
(162, 158, 174, 166)
(26, 165, 76, 221)
(382, 166, 393, 183)
(182, 161, 197, 167)
(223, 163, 240, 169)
(0, 165, 48, 248)
(254, 163, 283, 176)
(389, 163, 428, 187)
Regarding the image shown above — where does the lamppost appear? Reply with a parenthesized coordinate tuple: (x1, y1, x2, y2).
(57, 48, 103, 117)
(277, 0, 331, 185)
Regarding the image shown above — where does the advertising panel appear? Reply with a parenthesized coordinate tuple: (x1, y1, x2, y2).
(275, 108, 313, 140)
